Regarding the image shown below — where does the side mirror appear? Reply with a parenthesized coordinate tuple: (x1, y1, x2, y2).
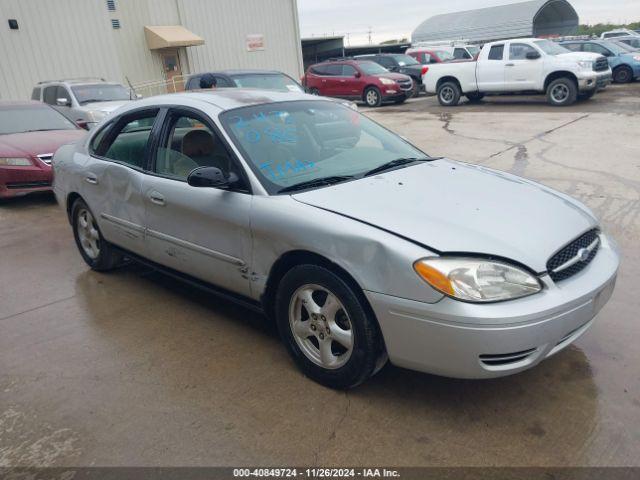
(187, 166, 239, 188)
(56, 98, 70, 107)
(526, 51, 541, 60)
(354, 71, 361, 78)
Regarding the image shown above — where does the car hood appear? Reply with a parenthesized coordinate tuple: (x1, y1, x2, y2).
(0, 129, 86, 157)
(80, 100, 132, 113)
(291, 159, 598, 273)
(378, 72, 412, 81)
(557, 51, 602, 62)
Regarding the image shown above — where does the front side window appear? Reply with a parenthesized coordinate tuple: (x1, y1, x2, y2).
(562, 43, 582, 52)
(509, 43, 538, 60)
(100, 111, 158, 169)
(43, 86, 57, 105)
(454, 48, 471, 59)
(230, 73, 299, 91)
(221, 100, 428, 194)
(71, 84, 131, 105)
(390, 54, 419, 66)
(56, 86, 71, 104)
(435, 50, 454, 62)
(584, 43, 612, 56)
(488, 45, 505, 60)
(154, 113, 237, 181)
(342, 65, 357, 76)
(0, 105, 76, 135)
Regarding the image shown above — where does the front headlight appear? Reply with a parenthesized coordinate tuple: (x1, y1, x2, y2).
(414, 257, 542, 303)
(0, 157, 32, 166)
(577, 60, 594, 70)
(633, 56, 640, 62)
(380, 78, 396, 85)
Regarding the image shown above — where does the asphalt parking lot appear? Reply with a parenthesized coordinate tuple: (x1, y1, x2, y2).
(1, 84, 639, 467)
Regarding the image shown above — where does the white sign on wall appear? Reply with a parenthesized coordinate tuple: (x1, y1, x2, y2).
(246, 34, 265, 52)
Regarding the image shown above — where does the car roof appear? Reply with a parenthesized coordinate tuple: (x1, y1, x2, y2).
(0, 100, 50, 109)
(190, 69, 288, 78)
(123, 88, 321, 113)
(37, 79, 121, 86)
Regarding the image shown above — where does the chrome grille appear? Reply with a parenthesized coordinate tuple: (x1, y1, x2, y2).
(593, 57, 609, 72)
(396, 79, 412, 90)
(547, 229, 600, 282)
(37, 153, 53, 164)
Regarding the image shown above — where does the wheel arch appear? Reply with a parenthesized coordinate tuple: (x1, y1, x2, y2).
(362, 84, 381, 100)
(544, 71, 578, 91)
(262, 249, 376, 326)
(436, 76, 462, 91)
(66, 192, 83, 224)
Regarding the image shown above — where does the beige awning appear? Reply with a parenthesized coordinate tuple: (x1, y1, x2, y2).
(144, 25, 204, 50)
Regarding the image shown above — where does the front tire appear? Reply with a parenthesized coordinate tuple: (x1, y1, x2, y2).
(546, 77, 577, 106)
(275, 265, 384, 389)
(71, 198, 122, 271)
(613, 65, 633, 84)
(363, 86, 382, 107)
(437, 81, 461, 106)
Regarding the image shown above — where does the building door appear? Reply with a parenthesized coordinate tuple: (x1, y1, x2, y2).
(161, 49, 184, 92)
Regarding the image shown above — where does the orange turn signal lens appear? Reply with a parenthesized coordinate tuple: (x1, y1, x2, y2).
(414, 261, 455, 296)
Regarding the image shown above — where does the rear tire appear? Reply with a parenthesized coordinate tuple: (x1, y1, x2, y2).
(363, 86, 382, 107)
(71, 198, 122, 271)
(410, 79, 420, 98)
(437, 81, 461, 106)
(275, 264, 384, 389)
(546, 77, 577, 107)
(613, 65, 633, 84)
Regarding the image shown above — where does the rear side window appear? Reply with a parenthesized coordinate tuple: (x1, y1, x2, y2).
(488, 45, 505, 60)
(99, 110, 159, 169)
(325, 64, 343, 76)
(562, 43, 582, 52)
(186, 75, 202, 90)
(310, 64, 332, 75)
(43, 86, 57, 105)
(31, 87, 41, 101)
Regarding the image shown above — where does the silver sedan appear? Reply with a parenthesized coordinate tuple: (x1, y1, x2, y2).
(52, 89, 619, 388)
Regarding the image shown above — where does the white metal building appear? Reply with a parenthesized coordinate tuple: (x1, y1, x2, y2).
(0, 0, 304, 100)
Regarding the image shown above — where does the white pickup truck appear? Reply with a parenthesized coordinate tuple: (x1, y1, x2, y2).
(423, 38, 612, 107)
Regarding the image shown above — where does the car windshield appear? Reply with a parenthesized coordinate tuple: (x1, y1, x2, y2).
(533, 40, 569, 55)
(220, 100, 429, 194)
(71, 84, 131, 104)
(356, 61, 388, 75)
(599, 41, 628, 55)
(613, 41, 637, 52)
(435, 50, 455, 61)
(390, 54, 419, 66)
(0, 105, 76, 135)
(230, 73, 304, 92)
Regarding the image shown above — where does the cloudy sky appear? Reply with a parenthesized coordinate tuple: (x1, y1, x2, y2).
(297, 0, 640, 45)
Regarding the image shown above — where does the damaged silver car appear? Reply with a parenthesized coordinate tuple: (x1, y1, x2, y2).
(53, 89, 619, 388)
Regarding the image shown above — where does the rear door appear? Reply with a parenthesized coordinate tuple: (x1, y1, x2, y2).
(142, 108, 252, 296)
(84, 108, 162, 255)
(504, 42, 542, 90)
(323, 64, 344, 96)
(476, 44, 506, 91)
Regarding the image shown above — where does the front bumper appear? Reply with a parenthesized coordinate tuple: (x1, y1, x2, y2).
(0, 165, 53, 198)
(578, 70, 612, 91)
(366, 234, 619, 379)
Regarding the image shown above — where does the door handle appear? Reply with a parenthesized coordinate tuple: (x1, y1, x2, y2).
(321, 79, 326, 83)
(148, 192, 165, 206)
(505, 63, 515, 67)
(85, 174, 98, 185)
(340, 80, 346, 83)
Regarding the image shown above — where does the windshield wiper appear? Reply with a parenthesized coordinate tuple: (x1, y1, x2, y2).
(363, 157, 434, 177)
(277, 175, 355, 194)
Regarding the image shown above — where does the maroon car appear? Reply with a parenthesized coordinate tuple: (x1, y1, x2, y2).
(0, 101, 85, 199)
(302, 59, 413, 107)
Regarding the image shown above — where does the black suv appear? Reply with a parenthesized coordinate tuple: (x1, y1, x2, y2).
(353, 54, 426, 96)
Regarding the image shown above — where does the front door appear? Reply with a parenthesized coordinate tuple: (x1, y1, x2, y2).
(142, 109, 252, 297)
(337, 64, 363, 98)
(83, 109, 161, 256)
(504, 42, 542, 90)
(161, 49, 184, 92)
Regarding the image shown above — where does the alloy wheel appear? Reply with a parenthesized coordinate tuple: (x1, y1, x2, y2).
(440, 86, 455, 104)
(288, 284, 354, 369)
(550, 84, 569, 103)
(77, 208, 100, 260)
(366, 90, 379, 106)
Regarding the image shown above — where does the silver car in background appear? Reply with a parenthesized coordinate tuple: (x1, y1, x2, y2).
(32, 78, 137, 130)
(52, 89, 619, 388)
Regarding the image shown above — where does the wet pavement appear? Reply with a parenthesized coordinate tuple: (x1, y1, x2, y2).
(1, 83, 639, 467)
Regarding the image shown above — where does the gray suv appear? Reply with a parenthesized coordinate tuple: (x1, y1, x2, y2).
(31, 78, 136, 130)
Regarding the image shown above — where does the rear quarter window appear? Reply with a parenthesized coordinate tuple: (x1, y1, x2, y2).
(31, 87, 41, 101)
(488, 45, 505, 60)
